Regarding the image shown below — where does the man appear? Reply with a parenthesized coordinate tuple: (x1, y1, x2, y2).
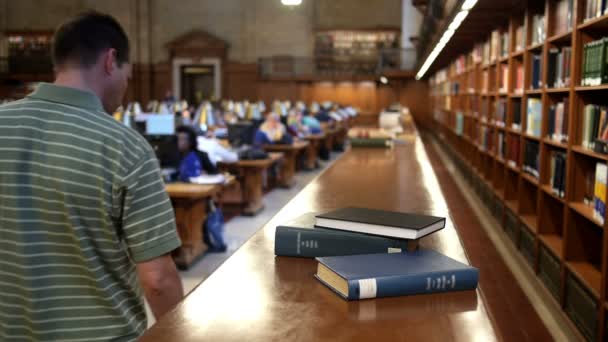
(0, 12, 183, 341)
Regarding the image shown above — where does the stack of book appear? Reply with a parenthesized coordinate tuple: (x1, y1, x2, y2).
(554, 0, 574, 34)
(455, 56, 466, 74)
(514, 24, 526, 52)
(482, 70, 489, 92)
(514, 64, 524, 94)
(500, 32, 509, 58)
(481, 98, 489, 118)
(523, 140, 540, 179)
(547, 47, 572, 88)
(274, 208, 479, 300)
(512, 99, 522, 131)
(531, 54, 543, 89)
(456, 112, 464, 136)
(483, 40, 491, 65)
(549, 151, 567, 198)
(581, 38, 608, 86)
(526, 98, 542, 137)
(480, 126, 493, 152)
(491, 30, 500, 61)
(547, 99, 569, 143)
(531, 14, 546, 45)
(499, 64, 509, 93)
(581, 104, 608, 152)
(584, 0, 608, 21)
(594, 163, 607, 224)
(473, 44, 483, 64)
(498, 132, 506, 159)
(507, 135, 520, 168)
(495, 99, 506, 127)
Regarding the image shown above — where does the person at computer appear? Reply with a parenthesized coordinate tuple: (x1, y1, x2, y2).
(302, 110, 322, 134)
(286, 109, 310, 138)
(197, 129, 239, 166)
(176, 125, 218, 182)
(253, 112, 293, 146)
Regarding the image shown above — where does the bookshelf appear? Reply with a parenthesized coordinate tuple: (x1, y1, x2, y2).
(430, 1, 608, 340)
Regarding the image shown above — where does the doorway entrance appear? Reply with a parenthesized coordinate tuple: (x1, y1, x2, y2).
(180, 64, 215, 105)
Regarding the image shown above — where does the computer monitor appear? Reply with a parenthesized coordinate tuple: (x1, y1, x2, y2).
(145, 135, 180, 168)
(228, 122, 255, 147)
(146, 114, 175, 136)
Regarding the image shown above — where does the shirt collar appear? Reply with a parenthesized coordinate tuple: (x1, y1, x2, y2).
(27, 83, 105, 112)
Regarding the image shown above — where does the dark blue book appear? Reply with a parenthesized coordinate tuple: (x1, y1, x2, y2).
(275, 213, 411, 257)
(315, 249, 479, 301)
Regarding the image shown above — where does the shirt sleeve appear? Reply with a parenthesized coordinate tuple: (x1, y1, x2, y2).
(121, 149, 181, 263)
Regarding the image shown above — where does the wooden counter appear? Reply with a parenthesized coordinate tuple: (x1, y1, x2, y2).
(146, 132, 497, 341)
(263, 141, 309, 187)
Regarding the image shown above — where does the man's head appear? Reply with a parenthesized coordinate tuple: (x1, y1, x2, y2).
(53, 11, 131, 113)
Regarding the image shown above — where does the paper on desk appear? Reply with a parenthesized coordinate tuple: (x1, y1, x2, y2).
(189, 174, 226, 185)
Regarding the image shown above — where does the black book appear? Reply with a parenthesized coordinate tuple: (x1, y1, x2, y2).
(563, 97, 570, 141)
(592, 105, 601, 147)
(513, 99, 522, 127)
(547, 48, 558, 88)
(315, 207, 446, 240)
(531, 54, 542, 89)
(548, 105, 556, 138)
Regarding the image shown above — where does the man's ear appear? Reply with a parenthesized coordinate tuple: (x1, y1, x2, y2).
(102, 48, 118, 76)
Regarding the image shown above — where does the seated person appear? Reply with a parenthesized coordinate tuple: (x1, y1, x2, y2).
(254, 112, 293, 146)
(286, 109, 310, 138)
(176, 125, 227, 253)
(197, 130, 239, 165)
(176, 126, 218, 182)
(302, 111, 322, 134)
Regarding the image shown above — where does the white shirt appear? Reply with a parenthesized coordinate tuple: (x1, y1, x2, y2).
(197, 136, 239, 165)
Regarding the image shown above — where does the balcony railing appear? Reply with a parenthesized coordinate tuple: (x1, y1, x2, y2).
(259, 48, 416, 78)
(0, 56, 53, 75)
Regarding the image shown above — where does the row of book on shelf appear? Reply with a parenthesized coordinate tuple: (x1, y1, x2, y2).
(273, 208, 479, 300)
(585, 0, 608, 21)
(582, 37, 608, 86)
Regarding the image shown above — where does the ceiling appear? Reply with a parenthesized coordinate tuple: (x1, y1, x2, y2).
(422, 0, 528, 77)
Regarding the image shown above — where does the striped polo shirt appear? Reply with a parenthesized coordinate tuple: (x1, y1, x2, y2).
(0, 83, 181, 341)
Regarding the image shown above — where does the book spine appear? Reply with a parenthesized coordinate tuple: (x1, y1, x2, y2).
(346, 268, 479, 300)
(274, 226, 407, 258)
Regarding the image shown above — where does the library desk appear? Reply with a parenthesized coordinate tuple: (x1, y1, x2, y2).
(333, 123, 348, 151)
(165, 183, 223, 269)
(263, 141, 309, 187)
(304, 133, 325, 167)
(218, 153, 284, 216)
(143, 132, 498, 341)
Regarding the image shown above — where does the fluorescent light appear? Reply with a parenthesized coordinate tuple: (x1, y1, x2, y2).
(281, 0, 302, 5)
(462, 0, 478, 10)
(380, 76, 388, 84)
(415, 5, 476, 80)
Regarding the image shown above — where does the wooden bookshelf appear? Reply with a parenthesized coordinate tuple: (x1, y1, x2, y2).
(429, 1, 608, 339)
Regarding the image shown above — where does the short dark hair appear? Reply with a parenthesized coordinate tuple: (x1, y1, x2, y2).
(176, 126, 198, 152)
(52, 11, 130, 68)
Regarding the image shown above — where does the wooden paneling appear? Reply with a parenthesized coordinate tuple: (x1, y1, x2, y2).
(147, 60, 429, 124)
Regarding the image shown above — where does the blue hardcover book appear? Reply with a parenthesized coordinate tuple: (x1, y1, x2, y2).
(315, 249, 479, 301)
(275, 213, 411, 257)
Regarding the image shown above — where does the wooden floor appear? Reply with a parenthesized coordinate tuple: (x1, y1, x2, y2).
(420, 131, 554, 341)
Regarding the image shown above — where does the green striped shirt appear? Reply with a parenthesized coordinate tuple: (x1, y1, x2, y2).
(0, 83, 181, 341)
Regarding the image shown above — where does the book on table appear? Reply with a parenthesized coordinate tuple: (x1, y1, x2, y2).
(315, 207, 446, 240)
(315, 249, 479, 300)
(274, 213, 413, 258)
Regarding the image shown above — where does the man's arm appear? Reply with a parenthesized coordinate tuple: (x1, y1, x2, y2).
(136, 254, 184, 319)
